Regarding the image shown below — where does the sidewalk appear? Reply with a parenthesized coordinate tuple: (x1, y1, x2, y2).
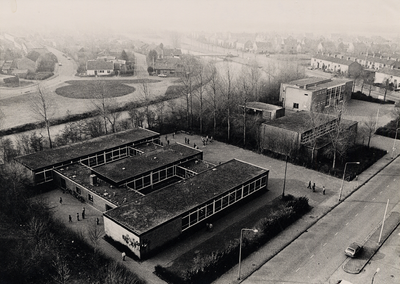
(39, 132, 399, 284)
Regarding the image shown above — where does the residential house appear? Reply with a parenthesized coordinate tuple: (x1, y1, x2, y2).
(252, 42, 273, 54)
(311, 54, 363, 77)
(86, 59, 114, 76)
(236, 39, 252, 51)
(163, 48, 182, 58)
(15, 57, 36, 73)
(280, 77, 353, 112)
(374, 68, 400, 90)
(153, 58, 183, 76)
(359, 54, 397, 70)
(1, 60, 13, 74)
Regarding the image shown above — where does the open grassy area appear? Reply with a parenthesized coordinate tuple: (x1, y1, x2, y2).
(55, 79, 161, 99)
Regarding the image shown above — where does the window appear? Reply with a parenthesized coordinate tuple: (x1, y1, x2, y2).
(293, 103, 299, 109)
(76, 187, 81, 195)
(88, 194, 93, 202)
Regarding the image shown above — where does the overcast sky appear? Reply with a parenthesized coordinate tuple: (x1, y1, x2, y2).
(1, 0, 399, 37)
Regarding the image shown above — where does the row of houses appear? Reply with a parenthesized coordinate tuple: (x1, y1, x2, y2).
(86, 56, 128, 76)
(311, 53, 400, 89)
(190, 32, 399, 56)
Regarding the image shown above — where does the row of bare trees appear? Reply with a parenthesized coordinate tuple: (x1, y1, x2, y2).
(176, 54, 304, 147)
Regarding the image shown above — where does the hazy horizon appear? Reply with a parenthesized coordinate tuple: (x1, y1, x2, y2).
(1, 0, 399, 38)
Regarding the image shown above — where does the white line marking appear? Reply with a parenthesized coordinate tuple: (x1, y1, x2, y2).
(346, 222, 349, 226)
(296, 267, 301, 272)
(335, 232, 338, 236)
(310, 254, 314, 259)
(323, 243, 327, 246)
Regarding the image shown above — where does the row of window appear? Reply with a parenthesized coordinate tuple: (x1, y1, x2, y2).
(181, 175, 267, 231)
(80, 146, 136, 168)
(126, 165, 175, 190)
(301, 119, 337, 144)
(325, 85, 345, 107)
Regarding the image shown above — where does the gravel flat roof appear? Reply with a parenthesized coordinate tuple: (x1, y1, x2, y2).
(92, 143, 202, 184)
(104, 159, 268, 235)
(15, 128, 159, 171)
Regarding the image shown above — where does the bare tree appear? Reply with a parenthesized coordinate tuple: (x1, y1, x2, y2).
(51, 253, 71, 284)
(205, 63, 221, 135)
(179, 55, 201, 129)
(105, 261, 142, 284)
(193, 59, 212, 134)
(219, 62, 237, 141)
(137, 78, 155, 128)
(92, 81, 121, 133)
(87, 219, 103, 252)
(237, 66, 254, 146)
(361, 112, 378, 148)
(128, 107, 145, 128)
(30, 84, 55, 148)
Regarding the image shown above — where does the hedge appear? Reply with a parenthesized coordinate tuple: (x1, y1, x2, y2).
(155, 195, 310, 284)
(351, 91, 395, 105)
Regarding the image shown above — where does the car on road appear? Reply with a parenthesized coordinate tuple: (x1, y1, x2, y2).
(345, 242, 362, 257)
(158, 74, 167, 77)
(59, 63, 62, 66)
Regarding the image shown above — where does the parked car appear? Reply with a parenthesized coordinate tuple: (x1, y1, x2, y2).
(158, 74, 167, 77)
(58, 63, 62, 66)
(344, 242, 362, 258)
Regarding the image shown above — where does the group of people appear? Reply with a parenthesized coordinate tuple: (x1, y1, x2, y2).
(307, 181, 326, 195)
(61, 200, 101, 225)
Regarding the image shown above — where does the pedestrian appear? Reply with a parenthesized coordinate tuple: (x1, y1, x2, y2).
(193, 143, 196, 148)
(167, 140, 170, 145)
(59, 197, 63, 204)
(96, 217, 100, 225)
(307, 181, 311, 189)
(77, 213, 80, 221)
(187, 138, 190, 144)
(322, 186, 326, 195)
(165, 135, 168, 141)
(122, 252, 126, 261)
(69, 215, 72, 222)
(82, 207, 85, 219)
(312, 183, 316, 192)
(172, 132, 175, 139)
(185, 137, 187, 144)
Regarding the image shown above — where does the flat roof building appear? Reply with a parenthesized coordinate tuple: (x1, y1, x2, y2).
(15, 128, 160, 185)
(103, 159, 269, 259)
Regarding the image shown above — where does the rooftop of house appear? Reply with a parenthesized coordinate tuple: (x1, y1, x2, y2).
(56, 163, 144, 206)
(153, 58, 182, 70)
(375, 68, 400, 77)
(263, 110, 357, 133)
(15, 128, 160, 171)
(87, 59, 114, 70)
(104, 159, 268, 235)
(313, 54, 360, 66)
(244, 102, 283, 112)
(92, 143, 202, 185)
(285, 77, 352, 91)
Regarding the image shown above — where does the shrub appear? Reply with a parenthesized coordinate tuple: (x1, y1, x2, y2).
(351, 91, 395, 104)
(156, 196, 310, 284)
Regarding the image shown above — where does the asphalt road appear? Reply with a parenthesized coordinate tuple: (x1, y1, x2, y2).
(243, 157, 400, 284)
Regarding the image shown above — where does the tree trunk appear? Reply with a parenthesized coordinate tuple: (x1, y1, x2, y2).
(45, 120, 52, 149)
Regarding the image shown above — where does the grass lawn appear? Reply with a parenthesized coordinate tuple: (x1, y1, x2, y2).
(55, 79, 160, 99)
(166, 194, 294, 277)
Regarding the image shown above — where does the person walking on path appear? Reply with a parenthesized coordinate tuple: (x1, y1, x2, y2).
(82, 207, 85, 219)
(59, 197, 63, 205)
(69, 215, 72, 222)
(307, 181, 311, 189)
(185, 137, 187, 144)
(322, 186, 326, 195)
(312, 183, 316, 192)
(96, 217, 100, 225)
(77, 213, 80, 221)
(187, 138, 190, 145)
(122, 252, 126, 261)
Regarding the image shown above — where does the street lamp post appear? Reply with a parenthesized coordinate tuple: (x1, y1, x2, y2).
(391, 128, 400, 159)
(371, 267, 380, 284)
(238, 228, 258, 280)
(338, 162, 360, 201)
